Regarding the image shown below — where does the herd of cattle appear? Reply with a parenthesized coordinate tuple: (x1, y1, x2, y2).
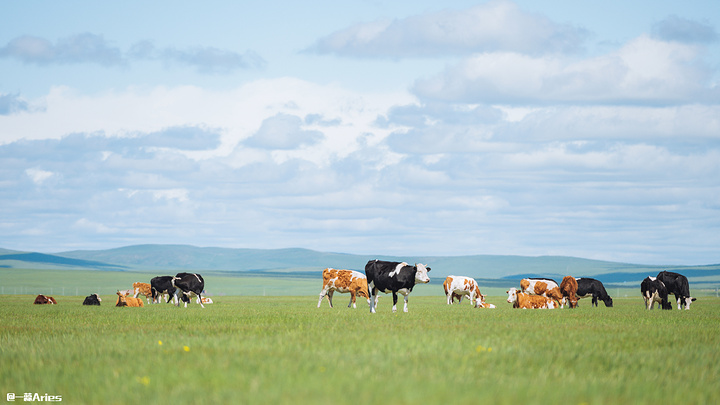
(32, 272, 210, 308)
(31, 260, 697, 312)
(317, 260, 696, 312)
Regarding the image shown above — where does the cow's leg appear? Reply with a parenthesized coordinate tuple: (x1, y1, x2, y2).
(349, 291, 356, 308)
(197, 291, 205, 308)
(369, 284, 377, 313)
(392, 292, 399, 313)
(592, 295, 598, 307)
(446, 293, 452, 305)
(402, 293, 409, 313)
(326, 290, 334, 308)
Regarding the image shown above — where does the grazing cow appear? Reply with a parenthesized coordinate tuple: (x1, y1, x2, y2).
(506, 288, 557, 309)
(317, 268, 371, 309)
(116, 291, 144, 307)
(82, 293, 102, 306)
(150, 276, 177, 304)
(133, 282, 153, 304)
(520, 278, 565, 307)
(33, 294, 57, 305)
(575, 278, 613, 307)
(640, 277, 671, 310)
(656, 271, 696, 310)
(443, 275, 491, 308)
(365, 260, 430, 313)
(172, 272, 205, 308)
(560, 276, 579, 308)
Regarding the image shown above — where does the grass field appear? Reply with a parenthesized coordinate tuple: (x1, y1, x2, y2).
(1, 292, 718, 405)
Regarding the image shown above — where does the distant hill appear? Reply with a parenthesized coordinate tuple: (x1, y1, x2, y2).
(2, 244, 719, 287)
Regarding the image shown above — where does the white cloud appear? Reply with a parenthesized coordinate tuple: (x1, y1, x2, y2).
(413, 35, 719, 105)
(307, 0, 588, 57)
(25, 168, 55, 185)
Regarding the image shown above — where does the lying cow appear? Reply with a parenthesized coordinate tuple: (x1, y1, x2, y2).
(133, 282, 152, 304)
(318, 268, 371, 309)
(641, 277, 671, 310)
(559, 276, 579, 308)
(116, 291, 144, 307)
(34, 294, 57, 305)
(520, 278, 565, 307)
(576, 278, 613, 307)
(656, 271, 696, 310)
(507, 287, 557, 309)
(82, 293, 102, 306)
(443, 275, 493, 308)
(365, 260, 430, 313)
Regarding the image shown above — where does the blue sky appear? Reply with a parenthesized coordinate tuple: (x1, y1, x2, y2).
(1, 0, 719, 265)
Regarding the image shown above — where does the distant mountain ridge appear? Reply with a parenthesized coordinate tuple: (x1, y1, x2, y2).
(2, 244, 719, 286)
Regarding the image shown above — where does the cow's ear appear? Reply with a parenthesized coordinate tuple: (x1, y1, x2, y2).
(426, 266, 431, 272)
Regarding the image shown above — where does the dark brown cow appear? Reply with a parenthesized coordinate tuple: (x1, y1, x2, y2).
(560, 276, 579, 308)
(34, 294, 57, 304)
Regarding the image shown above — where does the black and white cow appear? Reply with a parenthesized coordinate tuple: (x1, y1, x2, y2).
(82, 293, 102, 306)
(641, 276, 672, 310)
(364, 260, 430, 313)
(576, 278, 614, 307)
(656, 271, 696, 310)
(151, 276, 177, 304)
(172, 272, 205, 308)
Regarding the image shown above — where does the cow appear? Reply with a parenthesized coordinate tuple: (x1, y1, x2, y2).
(172, 272, 205, 308)
(506, 288, 557, 309)
(443, 275, 492, 308)
(133, 282, 153, 304)
(82, 293, 102, 306)
(365, 260, 430, 313)
(656, 271, 696, 310)
(520, 278, 565, 307)
(150, 276, 177, 304)
(575, 278, 613, 307)
(201, 297, 214, 304)
(641, 277, 672, 310)
(559, 276, 579, 308)
(116, 291, 144, 307)
(317, 268, 371, 309)
(33, 294, 57, 305)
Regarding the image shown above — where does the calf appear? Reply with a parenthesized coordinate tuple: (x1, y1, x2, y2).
(656, 271, 696, 310)
(575, 278, 613, 307)
(116, 291, 144, 307)
(506, 288, 557, 309)
(317, 268, 371, 309)
(151, 276, 177, 304)
(559, 276, 579, 308)
(201, 297, 214, 304)
(172, 272, 205, 308)
(640, 277, 671, 310)
(520, 278, 565, 307)
(365, 260, 430, 313)
(443, 275, 491, 308)
(82, 293, 102, 306)
(33, 294, 57, 305)
(133, 282, 152, 304)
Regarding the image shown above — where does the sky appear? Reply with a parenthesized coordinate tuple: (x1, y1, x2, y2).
(1, 0, 719, 265)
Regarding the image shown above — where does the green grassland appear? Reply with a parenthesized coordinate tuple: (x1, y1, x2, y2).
(1, 292, 719, 405)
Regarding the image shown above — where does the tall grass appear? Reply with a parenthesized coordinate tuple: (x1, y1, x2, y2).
(1, 294, 718, 405)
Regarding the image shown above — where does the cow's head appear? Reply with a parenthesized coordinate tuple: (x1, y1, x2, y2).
(683, 297, 696, 310)
(603, 297, 614, 307)
(116, 291, 128, 307)
(475, 294, 487, 308)
(414, 264, 430, 284)
(506, 288, 518, 304)
(568, 295, 578, 308)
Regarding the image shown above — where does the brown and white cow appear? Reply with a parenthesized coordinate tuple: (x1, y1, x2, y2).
(133, 282, 152, 304)
(443, 275, 494, 308)
(520, 278, 565, 308)
(560, 276, 579, 308)
(506, 287, 557, 309)
(116, 291, 144, 307)
(318, 268, 372, 308)
(34, 294, 57, 305)
(201, 297, 214, 304)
